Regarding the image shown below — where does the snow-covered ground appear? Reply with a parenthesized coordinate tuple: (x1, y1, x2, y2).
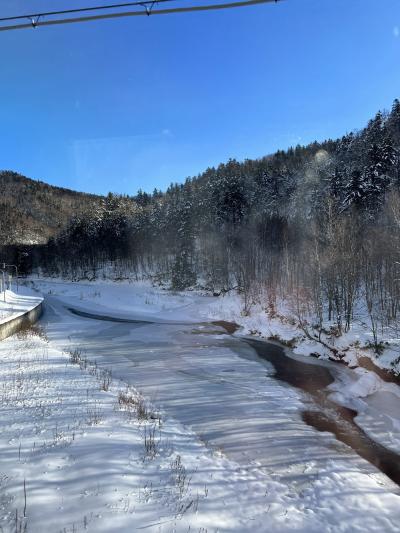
(0, 276, 395, 531)
(0, 288, 42, 325)
(23, 277, 400, 455)
(0, 329, 294, 532)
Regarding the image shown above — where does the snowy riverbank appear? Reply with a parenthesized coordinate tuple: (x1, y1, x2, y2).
(25, 277, 400, 450)
(25, 276, 400, 374)
(1, 276, 397, 531)
(25, 276, 400, 379)
(200, 289, 400, 377)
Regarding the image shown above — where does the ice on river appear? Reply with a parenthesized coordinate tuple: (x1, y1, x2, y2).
(22, 279, 399, 530)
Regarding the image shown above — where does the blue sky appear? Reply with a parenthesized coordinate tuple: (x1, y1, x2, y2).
(1, 0, 400, 195)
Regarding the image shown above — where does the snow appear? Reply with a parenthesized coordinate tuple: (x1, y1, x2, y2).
(0, 288, 42, 325)
(327, 367, 400, 455)
(195, 288, 400, 456)
(25, 277, 201, 322)
(194, 289, 400, 375)
(0, 277, 398, 531)
(0, 331, 290, 532)
(24, 278, 400, 451)
(195, 289, 400, 381)
(343, 368, 384, 399)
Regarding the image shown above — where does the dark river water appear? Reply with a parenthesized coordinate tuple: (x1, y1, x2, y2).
(246, 338, 400, 487)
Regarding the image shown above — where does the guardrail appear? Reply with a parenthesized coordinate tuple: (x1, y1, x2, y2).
(0, 301, 43, 341)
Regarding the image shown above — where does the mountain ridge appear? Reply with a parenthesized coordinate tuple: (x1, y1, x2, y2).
(0, 170, 104, 245)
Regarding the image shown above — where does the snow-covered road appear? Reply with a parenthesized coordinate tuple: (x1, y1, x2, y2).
(31, 281, 400, 532)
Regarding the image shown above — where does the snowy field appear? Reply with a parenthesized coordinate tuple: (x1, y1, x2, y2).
(0, 276, 396, 531)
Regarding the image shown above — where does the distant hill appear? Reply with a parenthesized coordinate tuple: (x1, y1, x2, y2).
(0, 171, 103, 245)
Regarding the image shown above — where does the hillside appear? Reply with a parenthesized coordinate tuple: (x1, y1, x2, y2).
(0, 171, 103, 245)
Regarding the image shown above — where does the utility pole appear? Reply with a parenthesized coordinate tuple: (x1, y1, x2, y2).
(3, 263, 18, 293)
(1, 270, 5, 303)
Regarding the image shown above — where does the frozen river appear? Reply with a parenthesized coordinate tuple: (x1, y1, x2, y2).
(37, 289, 400, 531)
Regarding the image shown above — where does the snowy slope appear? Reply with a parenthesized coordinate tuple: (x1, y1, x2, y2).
(0, 288, 42, 325)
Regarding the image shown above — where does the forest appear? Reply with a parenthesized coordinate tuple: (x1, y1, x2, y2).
(0, 171, 102, 244)
(4, 100, 400, 354)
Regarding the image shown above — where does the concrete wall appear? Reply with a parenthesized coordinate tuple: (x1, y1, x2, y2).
(0, 301, 43, 341)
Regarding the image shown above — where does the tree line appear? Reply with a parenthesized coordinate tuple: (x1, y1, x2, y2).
(16, 100, 400, 354)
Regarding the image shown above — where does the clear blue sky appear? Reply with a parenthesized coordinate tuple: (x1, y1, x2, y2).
(1, 0, 400, 195)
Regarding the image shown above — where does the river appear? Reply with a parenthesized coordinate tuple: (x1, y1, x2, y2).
(42, 295, 400, 494)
